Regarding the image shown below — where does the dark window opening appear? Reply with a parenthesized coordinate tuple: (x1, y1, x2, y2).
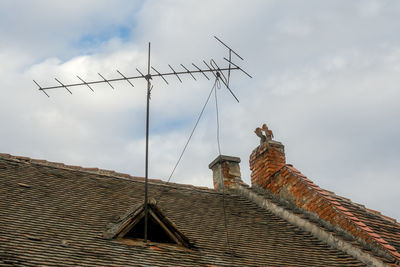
(124, 214, 176, 244)
(111, 202, 192, 248)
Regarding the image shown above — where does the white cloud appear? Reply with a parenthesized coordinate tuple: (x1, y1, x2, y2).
(1, 0, 400, 221)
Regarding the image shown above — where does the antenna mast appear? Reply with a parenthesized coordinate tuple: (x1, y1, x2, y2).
(144, 42, 151, 242)
(33, 36, 252, 243)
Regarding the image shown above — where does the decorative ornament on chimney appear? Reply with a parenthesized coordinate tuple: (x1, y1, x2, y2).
(254, 123, 274, 144)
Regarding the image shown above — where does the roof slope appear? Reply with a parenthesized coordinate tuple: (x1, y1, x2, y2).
(260, 164, 400, 265)
(0, 154, 366, 266)
(337, 197, 400, 254)
(248, 135, 400, 266)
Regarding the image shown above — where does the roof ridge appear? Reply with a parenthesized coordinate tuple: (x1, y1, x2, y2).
(292, 166, 398, 225)
(0, 152, 214, 193)
(284, 165, 400, 261)
(285, 164, 399, 224)
(334, 194, 399, 225)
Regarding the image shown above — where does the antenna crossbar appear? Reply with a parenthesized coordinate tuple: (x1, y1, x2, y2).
(136, 68, 146, 78)
(210, 60, 240, 103)
(180, 64, 196, 81)
(203, 60, 218, 79)
(33, 80, 49, 97)
(223, 58, 252, 78)
(158, 67, 238, 79)
(34, 66, 240, 92)
(210, 59, 229, 85)
(117, 70, 135, 87)
(168, 64, 182, 83)
(98, 73, 115, 89)
(54, 78, 72, 94)
(151, 66, 169, 85)
(76, 76, 94, 92)
(214, 36, 244, 60)
(34, 36, 252, 247)
(192, 63, 210, 80)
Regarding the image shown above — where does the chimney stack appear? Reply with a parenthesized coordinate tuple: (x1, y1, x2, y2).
(250, 124, 286, 188)
(209, 155, 242, 191)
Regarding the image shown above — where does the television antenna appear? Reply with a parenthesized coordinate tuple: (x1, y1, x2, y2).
(33, 36, 252, 243)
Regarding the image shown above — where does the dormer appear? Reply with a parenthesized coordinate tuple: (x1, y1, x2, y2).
(103, 199, 192, 248)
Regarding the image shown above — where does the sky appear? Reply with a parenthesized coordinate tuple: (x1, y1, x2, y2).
(1, 0, 400, 220)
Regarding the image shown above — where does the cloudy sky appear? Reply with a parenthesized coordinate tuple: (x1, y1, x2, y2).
(1, 0, 399, 220)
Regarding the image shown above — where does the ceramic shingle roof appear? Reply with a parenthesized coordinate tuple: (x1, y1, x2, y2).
(0, 153, 367, 266)
(337, 198, 400, 255)
(256, 164, 400, 266)
(289, 165, 400, 260)
(247, 136, 400, 266)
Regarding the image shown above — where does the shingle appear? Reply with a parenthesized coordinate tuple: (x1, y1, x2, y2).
(0, 155, 368, 266)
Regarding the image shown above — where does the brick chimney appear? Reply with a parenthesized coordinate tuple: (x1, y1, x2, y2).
(250, 124, 286, 188)
(209, 155, 243, 191)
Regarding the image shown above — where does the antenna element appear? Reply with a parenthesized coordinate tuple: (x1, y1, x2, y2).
(33, 36, 252, 244)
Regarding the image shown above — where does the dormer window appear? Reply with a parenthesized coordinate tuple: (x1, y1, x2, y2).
(104, 199, 191, 248)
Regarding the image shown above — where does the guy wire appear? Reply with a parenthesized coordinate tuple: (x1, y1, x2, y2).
(154, 78, 219, 203)
(166, 78, 219, 183)
(155, 76, 235, 264)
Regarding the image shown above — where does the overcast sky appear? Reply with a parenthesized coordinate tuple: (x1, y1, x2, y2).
(1, 0, 399, 220)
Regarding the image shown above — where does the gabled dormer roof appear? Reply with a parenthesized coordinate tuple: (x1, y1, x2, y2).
(103, 198, 192, 248)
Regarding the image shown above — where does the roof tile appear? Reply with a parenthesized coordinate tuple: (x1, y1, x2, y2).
(0, 155, 370, 266)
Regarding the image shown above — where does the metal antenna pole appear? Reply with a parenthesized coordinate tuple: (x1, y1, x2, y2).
(144, 42, 151, 243)
(33, 37, 252, 244)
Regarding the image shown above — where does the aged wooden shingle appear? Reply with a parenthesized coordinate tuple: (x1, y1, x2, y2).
(0, 150, 397, 266)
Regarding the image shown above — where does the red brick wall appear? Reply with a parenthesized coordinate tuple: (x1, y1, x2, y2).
(250, 141, 286, 188)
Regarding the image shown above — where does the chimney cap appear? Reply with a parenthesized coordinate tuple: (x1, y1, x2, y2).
(208, 155, 241, 169)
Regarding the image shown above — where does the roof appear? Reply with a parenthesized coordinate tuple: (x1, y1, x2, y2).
(0, 153, 369, 266)
(263, 164, 400, 264)
(247, 135, 400, 267)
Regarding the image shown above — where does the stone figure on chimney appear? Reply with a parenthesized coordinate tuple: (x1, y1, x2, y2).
(254, 123, 274, 144)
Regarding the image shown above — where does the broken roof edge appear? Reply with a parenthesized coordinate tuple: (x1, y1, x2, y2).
(284, 165, 398, 224)
(282, 165, 400, 261)
(248, 163, 400, 265)
(228, 182, 396, 267)
(0, 152, 214, 193)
